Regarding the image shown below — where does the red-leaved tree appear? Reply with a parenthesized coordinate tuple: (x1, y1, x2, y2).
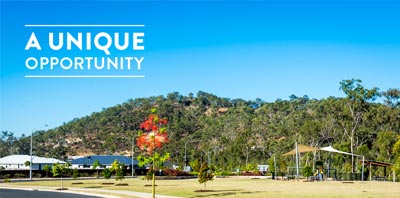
(136, 108, 169, 198)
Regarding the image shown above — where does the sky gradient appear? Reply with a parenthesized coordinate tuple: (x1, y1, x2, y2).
(1, 0, 400, 137)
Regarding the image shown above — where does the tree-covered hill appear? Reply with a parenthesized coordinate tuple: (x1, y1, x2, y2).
(1, 79, 400, 174)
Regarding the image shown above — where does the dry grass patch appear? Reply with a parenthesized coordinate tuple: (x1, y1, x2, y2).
(3, 178, 400, 198)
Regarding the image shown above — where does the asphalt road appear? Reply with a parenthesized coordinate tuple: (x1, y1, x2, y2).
(0, 188, 102, 198)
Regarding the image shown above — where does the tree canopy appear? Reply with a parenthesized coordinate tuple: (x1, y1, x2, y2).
(1, 80, 399, 177)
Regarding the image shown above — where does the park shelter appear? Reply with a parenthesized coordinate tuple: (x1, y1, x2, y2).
(282, 142, 319, 179)
(360, 159, 395, 182)
(283, 143, 366, 181)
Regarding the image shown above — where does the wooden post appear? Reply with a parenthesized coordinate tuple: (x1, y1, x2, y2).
(369, 163, 372, 181)
(361, 156, 364, 181)
(295, 142, 299, 180)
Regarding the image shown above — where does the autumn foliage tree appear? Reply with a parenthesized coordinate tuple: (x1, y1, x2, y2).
(198, 162, 214, 188)
(136, 108, 169, 198)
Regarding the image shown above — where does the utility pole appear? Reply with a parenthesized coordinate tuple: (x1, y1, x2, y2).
(295, 142, 299, 180)
(132, 135, 137, 177)
(184, 140, 200, 171)
(30, 129, 35, 181)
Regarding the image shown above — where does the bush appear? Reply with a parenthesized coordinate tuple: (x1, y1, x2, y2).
(189, 159, 201, 172)
(14, 173, 26, 178)
(303, 165, 313, 181)
(115, 168, 124, 181)
(241, 171, 262, 176)
(81, 173, 89, 177)
(163, 168, 191, 176)
(189, 171, 198, 176)
(4, 174, 11, 183)
(72, 169, 80, 179)
(103, 168, 112, 179)
(215, 171, 234, 176)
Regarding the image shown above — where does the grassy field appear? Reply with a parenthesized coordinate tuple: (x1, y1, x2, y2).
(3, 177, 400, 198)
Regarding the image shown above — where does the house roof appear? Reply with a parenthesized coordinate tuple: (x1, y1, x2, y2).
(0, 155, 65, 164)
(71, 155, 138, 165)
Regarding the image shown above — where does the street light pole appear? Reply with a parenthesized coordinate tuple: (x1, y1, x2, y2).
(30, 129, 34, 181)
(132, 135, 137, 177)
(184, 141, 189, 169)
(184, 140, 200, 171)
(30, 125, 47, 181)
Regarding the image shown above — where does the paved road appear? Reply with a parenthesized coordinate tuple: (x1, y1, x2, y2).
(0, 184, 181, 198)
(0, 188, 102, 198)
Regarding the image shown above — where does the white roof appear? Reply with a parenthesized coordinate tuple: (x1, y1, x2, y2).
(0, 155, 66, 164)
(320, 146, 362, 157)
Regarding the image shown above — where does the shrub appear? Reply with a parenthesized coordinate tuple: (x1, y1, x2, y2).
(189, 159, 201, 172)
(163, 168, 191, 176)
(115, 168, 124, 181)
(103, 168, 112, 179)
(215, 171, 234, 176)
(14, 173, 26, 178)
(241, 171, 262, 176)
(146, 167, 153, 181)
(72, 169, 80, 179)
(303, 165, 313, 181)
(4, 174, 11, 183)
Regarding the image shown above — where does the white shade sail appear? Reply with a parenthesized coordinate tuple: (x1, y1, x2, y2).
(320, 146, 361, 157)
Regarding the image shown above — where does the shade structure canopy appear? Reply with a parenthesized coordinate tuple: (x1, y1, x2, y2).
(282, 144, 319, 156)
(282, 144, 367, 181)
(283, 145, 361, 157)
(320, 146, 362, 157)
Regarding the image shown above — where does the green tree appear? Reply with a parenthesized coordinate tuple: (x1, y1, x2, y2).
(103, 168, 111, 179)
(189, 159, 201, 172)
(198, 162, 214, 188)
(375, 131, 397, 162)
(303, 164, 313, 181)
(393, 136, 400, 180)
(72, 169, 80, 179)
(52, 163, 68, 190)
(24, 161, 30, 167)
(136, 109, 170, 198)
(110, 159, 124, 181)
(339, 79, 379, 172)
(92, 160, 102, 178)
(382, 88, 400, 108)
(268, 158, 275, 178)
(43, 164, 51, 177)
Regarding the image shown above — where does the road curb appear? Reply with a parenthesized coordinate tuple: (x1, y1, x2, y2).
(0, 186, 119, 198)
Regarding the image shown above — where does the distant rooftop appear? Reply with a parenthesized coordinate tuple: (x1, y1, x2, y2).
(0, 155, 65, 164)
(71, 155, 137, 165)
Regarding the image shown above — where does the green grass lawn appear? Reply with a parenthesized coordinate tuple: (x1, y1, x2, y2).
(3, 177, 400, 198)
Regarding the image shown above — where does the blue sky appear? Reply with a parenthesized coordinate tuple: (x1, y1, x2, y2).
(1, 0, 400, 137)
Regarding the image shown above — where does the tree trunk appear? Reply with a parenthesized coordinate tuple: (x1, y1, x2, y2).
(152, 150, 156, 198)
(350, 136, 354, 173)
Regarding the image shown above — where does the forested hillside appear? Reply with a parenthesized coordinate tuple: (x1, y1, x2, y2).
(1, 79, 400, 174)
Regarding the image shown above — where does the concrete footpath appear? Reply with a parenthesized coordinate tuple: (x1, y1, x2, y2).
(0, 184, 182, 198)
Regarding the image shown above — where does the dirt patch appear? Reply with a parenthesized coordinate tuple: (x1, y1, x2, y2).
(55, 188, 68, 190)
(194, 190, 216, 192)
